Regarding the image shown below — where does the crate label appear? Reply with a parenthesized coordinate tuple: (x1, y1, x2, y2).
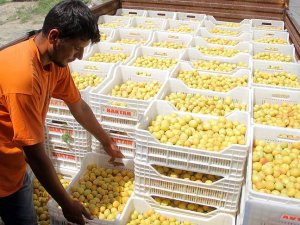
(48, 127, 73, 135)
(50, 99, 67, 107)
(102, 105, 138, 118)
(112, 137, 135, 147)
(52, 152, 75, 161)
(280, 214, 300, 224)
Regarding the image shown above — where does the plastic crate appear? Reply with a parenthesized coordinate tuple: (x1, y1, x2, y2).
(181, 48, 251, 73)
(251, 19, 285, 31)
(253, 42, 296, 62)
(207, 16, 250, 26)
(89, 66, 169, 127)
(197, 28, 252, 41)
(157, 79, 251, 115)
(99, 27, 115, 42)
(91, 123, 136, 158)
(148, 31, 193, 49)
(109, 28, 153, 46)
(127, 46, 183, 70)
(252, 30, 290, 44)
(145, 10, 176, 19)
(129, 17, 167, 31)
(98, 15, 131, 28)
(135, 100, 250, 179)
(192, 36, 253, 55)
(115, 8, 146, 17)
(252, 60, 300, 91)
(202, 23, 250, 37)
(236, 184, 246, 225)
(134, 160, 243, 212)
(164, 19, 203, 35)
(119, 197, 235, 225)
(47, 153, 134, 225)
(204, 20, 251, 32)
(176, 12, 206, 22)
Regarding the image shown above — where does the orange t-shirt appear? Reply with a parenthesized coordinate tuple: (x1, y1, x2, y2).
(0, 38, 81, 197)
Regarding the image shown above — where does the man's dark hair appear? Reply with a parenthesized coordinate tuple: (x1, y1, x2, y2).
(42, 0, 100, 43)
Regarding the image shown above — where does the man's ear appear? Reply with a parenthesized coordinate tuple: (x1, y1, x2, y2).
(48, 29, 59, 44)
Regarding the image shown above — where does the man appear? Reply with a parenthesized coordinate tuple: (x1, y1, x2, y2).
(0, 1, 123, 225)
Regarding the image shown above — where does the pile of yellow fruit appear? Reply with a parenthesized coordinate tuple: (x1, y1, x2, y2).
(70, 164, 134, 221)
(192, 60, 247, 73)
(253, 70, 300, 88)
(100, 33, 108, 41)
(126, 209, 194, 225)
(253, 102, 300, 128)
(134, 25, 158, 30)
(88, 53, 129, 63)
(115, 38, 145, 45)
(99, 23, 121, 28)
(203, 37, 239, 46)
(210, 28, 239, 36)
(197, 46, 242, 57)
(217, 23, 241, 28)
(154, 196, 215, 213)
(136, 71, 151, 76)
(152, 41, 186, 49)
(255, 37, 288, 45)
(165, 92, 247, 116)
(111, 81, 161, 100)
(133, 56, 178, 70)
(154, 165, 221, 183)
(254, 26, 283, 31)
(252, 140, 300, 198)
(33, 175, 69, 225)
(253, 52, 292, 62)
(167, 25, 194, 33)
(72, 72, 104, 90)
(148, 113, 247, 151)
(177, 70, 248, 92)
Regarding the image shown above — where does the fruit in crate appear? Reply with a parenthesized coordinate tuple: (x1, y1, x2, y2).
(33, 174, 70, 225)
(154, 165, 222, 183)
(177, 70, 248, 92)
(88, 53, 129, 63)
(99, 23, 120, 28)
(203, 37, 239, 46)
(253, 52, 292, 62)
(136, 71, 151, 76)
(148, 113, 246, 151)
(210, 28, 239, 36)
(70, 165, 134, 221)
(111, 81, 161, 100)
(153, 196, 215, 213)
(165, 92, 246, 116)
(100, 33, 108, 41)
(134, 25, 158, 30)
(126, 209, 194, 225)
(192, 60, 247, 72)
(217, 23, 241, 28)
(255, 37, 288, 45)
(252, 140, 300, 199)
(197, 46, 243, 57)
(132, 56, 178, 69)
(72, 72, 104, 90)
(253, 102, 300, 129)
(167, 25, 194, 33)
(253, 70, 300, 88)
(254, 26, 283, 31)
(152, 41, 186, 49)
(115, 38, 145, 45)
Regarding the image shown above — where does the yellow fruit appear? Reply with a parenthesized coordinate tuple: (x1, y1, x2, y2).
(72, 72, 104, 90)
(210, 28, 239, 36)
(168, 25, 194, 33)
(152, 41, 186, 49)
(255, 37, 288, 45)
(197, 46, 241, 57)
(253, 52, 292, 62)
(115, 38, 145, 45)
(133, 56, 178, 70)
(192, 60, 247, 73)
(203, 37, 239, 46)
(88, 53, 129, 63)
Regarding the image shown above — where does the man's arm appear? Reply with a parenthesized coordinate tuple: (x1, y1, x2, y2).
(23, 143, 91, 225)
(67, 98, 124, 162)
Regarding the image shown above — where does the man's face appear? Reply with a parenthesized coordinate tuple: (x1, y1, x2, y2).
(49, 38, 90, 67)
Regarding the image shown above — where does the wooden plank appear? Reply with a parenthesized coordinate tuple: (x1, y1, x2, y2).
(284, 14, 300, 59)
(91, 0, 120, 18)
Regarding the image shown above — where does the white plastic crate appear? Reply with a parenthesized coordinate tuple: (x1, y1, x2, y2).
(157, 79, 251, 115)
(109, 28, 153, 46)
(136, 100, 250, 179)
(99, 27, 115, 42)
(89, 66, 169, 127)
(192, 36, 253, 55)
(164, 19, 203, 35)
(253, 42, 296, 62)
(91, 123, 136, 158)
(181, 48, 252, 74)
(252, 29, 290, 44)
(120, 197, 235, 225)
(134, 160, 243, 212)
(197, 28, 252, 41)
(127, 46, 183, 70)
(251, 19, 285, 31)
(204, 20, 251, 32)
(145, 10, 176, 19)
(202, 22, 250, 37)
(98, 15, 131, 28)
(236, 184, 246, 225)
(47, 153, 134, 225)
(115, 8, 146, 17)
(207, 16, 250, 27)
(176, 12, 206, 22)
(129, 17, 167, 31)
(83, 42, 137, 65)
(148, 31, 193, 49)
(252, 60, 300, 91)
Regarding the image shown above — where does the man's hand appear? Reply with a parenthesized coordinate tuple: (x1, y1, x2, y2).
(103, 138, 124, 166)
(62, 199, 92, 225)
